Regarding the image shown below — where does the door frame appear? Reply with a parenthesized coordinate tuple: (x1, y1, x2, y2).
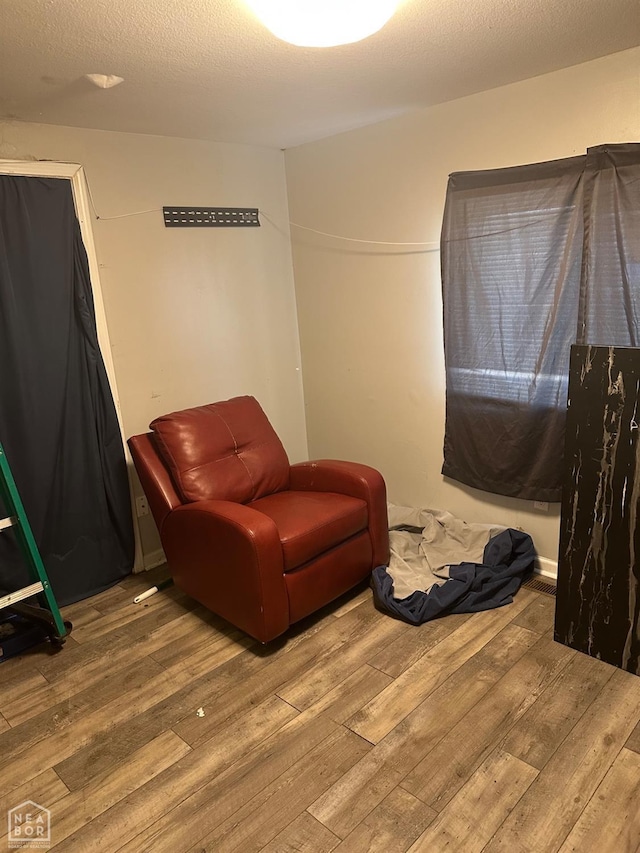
(0, 160, 144, 571)
(0, 160, 121, 416)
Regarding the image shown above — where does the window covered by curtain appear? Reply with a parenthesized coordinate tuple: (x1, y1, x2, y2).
(581, 145, 640, 346)
(441, 143, 640, 502)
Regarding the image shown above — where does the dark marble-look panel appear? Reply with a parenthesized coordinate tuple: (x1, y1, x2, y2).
(555, 345, 640, 675)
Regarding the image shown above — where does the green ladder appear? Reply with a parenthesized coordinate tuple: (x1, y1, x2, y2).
(0, 441, 68, 643)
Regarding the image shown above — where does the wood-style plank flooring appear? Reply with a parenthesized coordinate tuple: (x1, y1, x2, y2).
(1, 567, 640, 852)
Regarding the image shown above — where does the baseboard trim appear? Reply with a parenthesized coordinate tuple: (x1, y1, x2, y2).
(535, 556, 557, 581)
(141, 548, 166, 572)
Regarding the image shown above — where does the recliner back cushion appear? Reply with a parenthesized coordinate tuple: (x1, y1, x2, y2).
(150, 396, 290, 504)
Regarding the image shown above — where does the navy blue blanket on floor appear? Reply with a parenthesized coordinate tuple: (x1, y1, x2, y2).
(371, 528, 536, 625)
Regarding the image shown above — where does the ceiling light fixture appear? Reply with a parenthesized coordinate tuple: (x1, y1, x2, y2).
(244, 0, 401, 47)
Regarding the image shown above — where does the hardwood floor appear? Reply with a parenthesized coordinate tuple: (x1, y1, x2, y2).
(1, 568, 640, 852)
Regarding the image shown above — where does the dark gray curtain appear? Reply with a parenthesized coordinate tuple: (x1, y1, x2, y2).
(581, 144, 640, 346)
(441, 143, 640, 502)
(0, 175, 134, 605)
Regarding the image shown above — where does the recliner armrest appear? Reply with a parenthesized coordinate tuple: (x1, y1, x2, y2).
(128, 433, 181, 531)
(290, 459, 383, 496)
(289, 460, 390, 566)
(162, 500, 289, 643)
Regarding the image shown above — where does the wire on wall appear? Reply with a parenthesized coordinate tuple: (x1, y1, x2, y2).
(84, 175, 161, 221)
(258, 209, 440, 253)
(288, 220, 440, 248)
(36, 159, 566, 250)
(79, 167, 438, 247)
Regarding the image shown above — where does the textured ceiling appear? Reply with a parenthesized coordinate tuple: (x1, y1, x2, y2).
(1, 0, 639, 148)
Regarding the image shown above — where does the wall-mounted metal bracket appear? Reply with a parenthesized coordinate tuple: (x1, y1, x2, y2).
(163, 207, 260, 228)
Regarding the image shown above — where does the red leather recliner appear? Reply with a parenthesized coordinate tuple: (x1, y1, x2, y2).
(128, 396, 389, 642)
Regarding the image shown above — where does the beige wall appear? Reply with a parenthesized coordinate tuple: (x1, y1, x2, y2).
(285, 47, 640, 568)
(0, 121, 307, 562)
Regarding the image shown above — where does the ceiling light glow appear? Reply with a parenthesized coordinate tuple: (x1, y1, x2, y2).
(244, 0, 401, 47)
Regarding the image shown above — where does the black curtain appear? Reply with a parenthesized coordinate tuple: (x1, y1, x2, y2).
(441, 143, 640, 502)
(0, 175, 134, 605)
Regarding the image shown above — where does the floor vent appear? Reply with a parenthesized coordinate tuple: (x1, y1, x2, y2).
(522, 576, 557, 597)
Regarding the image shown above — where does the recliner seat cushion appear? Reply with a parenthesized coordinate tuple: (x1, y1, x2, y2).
(150, 396, 290, 503)
(249, 490, 368, 571)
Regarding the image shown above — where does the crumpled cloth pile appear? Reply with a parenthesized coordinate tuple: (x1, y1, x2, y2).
(371, 505, 535, 625)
